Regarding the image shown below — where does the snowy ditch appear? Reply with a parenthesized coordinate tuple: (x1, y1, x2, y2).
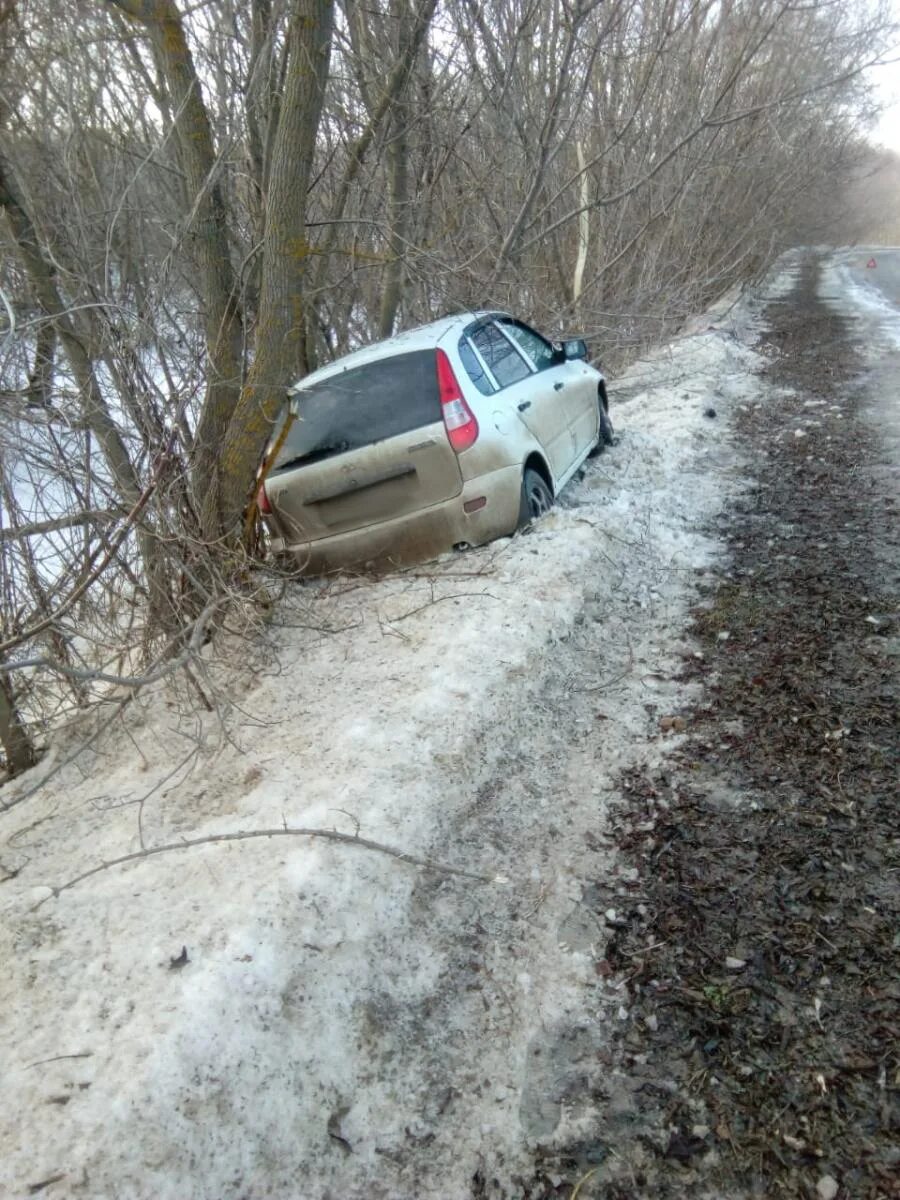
(0, 272, 793, 1198)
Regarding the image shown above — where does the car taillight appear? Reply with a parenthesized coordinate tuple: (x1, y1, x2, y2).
(257, 483, 272, 515)
(436, 349, 479, 453)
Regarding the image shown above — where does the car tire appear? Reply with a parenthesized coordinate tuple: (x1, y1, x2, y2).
(518, 467, 554, 528)
(591, 381, 614, 451)
(598, 404, 614, 447)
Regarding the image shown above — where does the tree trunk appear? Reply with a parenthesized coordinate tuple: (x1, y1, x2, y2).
(0, 674, 35, 778)
(308, 0, 437, 331)
(378, 107, 410, 338)
(378, 0, 414, 339)
(109, 0, 244, 544)
(216, 0, 335, 542)
(572, 139, 590, 312)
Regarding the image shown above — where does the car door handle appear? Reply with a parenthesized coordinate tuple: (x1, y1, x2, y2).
(518, 401, 531, 411)
(553, 382, 565, 391)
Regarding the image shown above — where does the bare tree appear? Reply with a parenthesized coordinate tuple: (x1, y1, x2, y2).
(0, 0, 897, 773)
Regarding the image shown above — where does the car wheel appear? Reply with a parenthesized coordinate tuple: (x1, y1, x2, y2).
(592, 381, 615, 451)
(518, 467, 554, 528)
(598, 403, 614, 446)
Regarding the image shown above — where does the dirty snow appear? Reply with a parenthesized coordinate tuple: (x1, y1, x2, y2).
(1, 272, 789, 1198)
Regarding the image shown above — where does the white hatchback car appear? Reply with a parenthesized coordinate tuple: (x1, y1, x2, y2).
(259, 311, 612, 573)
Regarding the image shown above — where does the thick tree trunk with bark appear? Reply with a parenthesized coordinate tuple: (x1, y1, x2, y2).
(378, 107, 410, 339)
(0, 674, 35, 777)
(216, 0, 335, 542)
(378, 0, 414, 339)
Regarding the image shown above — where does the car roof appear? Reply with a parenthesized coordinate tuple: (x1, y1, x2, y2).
(288, 311, 507, 394)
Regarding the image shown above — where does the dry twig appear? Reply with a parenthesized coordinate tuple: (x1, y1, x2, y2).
(38, 825, 510, 906)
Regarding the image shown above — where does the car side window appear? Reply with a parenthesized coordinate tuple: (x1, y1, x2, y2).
(499, 319, 557, 372)
(458, 337, 496, 396)
(469, 322, 531, 389)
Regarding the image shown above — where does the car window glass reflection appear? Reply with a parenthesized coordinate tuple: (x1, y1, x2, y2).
(501, 321, 556, 372)
(458, 338, 495, 396)
(470, 323, 531, 389)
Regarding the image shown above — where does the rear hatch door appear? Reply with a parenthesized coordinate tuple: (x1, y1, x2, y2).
(266, 349, 463, 542)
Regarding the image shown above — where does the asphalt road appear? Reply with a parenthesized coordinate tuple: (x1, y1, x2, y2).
(843, 245, 900, 306)
(825, 248, 900, 589)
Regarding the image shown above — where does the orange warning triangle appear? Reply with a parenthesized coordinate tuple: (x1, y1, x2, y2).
(867, 257, 877, 268)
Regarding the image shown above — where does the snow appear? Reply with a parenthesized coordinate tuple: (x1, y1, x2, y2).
(2, 275, 780, 1198)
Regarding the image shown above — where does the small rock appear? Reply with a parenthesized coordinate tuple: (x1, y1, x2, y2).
(168, 946, 190, 970)
(584, 1143, 609, 1164)
(645, 1013, 659, 1032)
(659, 715, 687, 733)
(816, 1176, 839, 1200)
(725, 956, 747, 970)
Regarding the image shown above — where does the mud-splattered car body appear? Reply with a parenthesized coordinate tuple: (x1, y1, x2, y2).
(259, 311, 610, 573)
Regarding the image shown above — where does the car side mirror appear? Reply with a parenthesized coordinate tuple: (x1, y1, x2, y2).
(563, 338, 588, 361)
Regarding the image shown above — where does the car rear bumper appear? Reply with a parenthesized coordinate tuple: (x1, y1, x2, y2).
(269, 464, 523, 574)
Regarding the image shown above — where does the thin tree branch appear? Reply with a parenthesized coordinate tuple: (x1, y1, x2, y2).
(0, 510, 119, 544)
(38, 825, 510, 905)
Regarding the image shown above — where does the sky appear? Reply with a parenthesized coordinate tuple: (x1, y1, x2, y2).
(873, 70, 900, 152)
(870, 10, 900, 153)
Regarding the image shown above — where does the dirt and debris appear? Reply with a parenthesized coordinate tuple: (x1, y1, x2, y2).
(575, 256, 898, 1198)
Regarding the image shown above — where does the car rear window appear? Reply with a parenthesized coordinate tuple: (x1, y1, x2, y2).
(274, 350, 441, 470)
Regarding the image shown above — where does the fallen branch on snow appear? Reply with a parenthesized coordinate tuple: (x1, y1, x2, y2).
(37, 826, 509, 906)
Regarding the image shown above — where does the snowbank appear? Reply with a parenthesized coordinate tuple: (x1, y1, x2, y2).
(1, 279, 776, 1198)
